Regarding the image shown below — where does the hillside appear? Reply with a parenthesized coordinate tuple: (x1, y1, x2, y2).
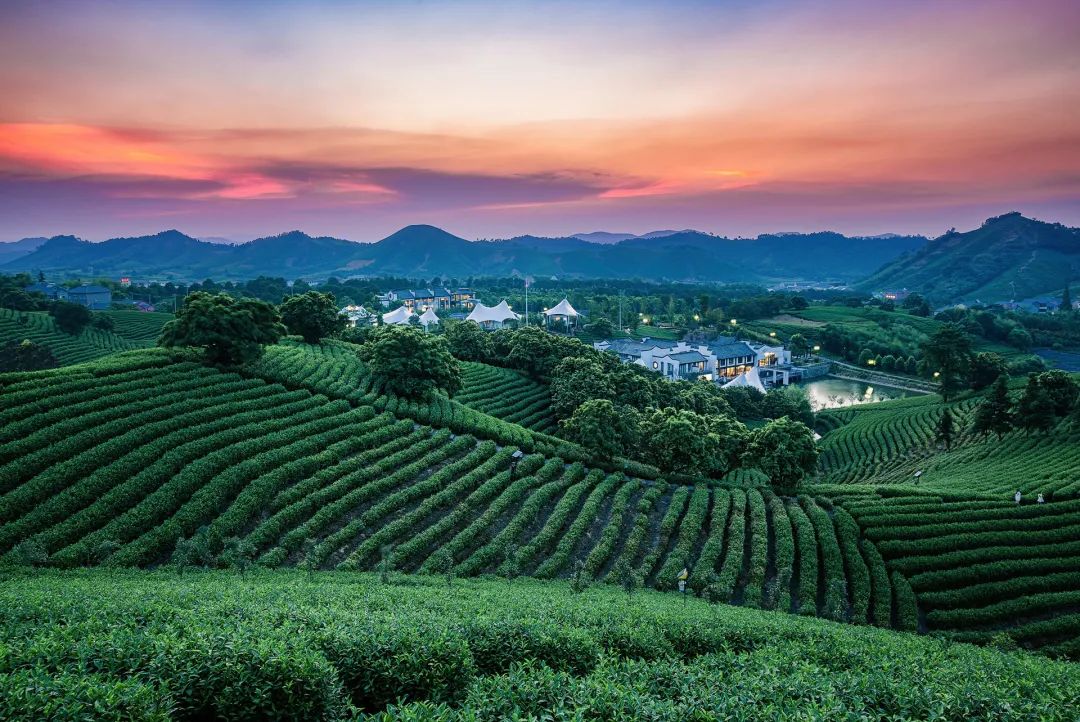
(0, 308, 142, 365)
(2, 342, 1080, 658)
(2, 224, 927, 283)
(3, 571, 1077, 720)
(857, 212, 1080, 303)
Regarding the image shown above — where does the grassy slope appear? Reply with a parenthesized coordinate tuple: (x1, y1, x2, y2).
(1, 345, 1078, 656)
(0, 308, 141, 365)
(3, 570, 1077, 720)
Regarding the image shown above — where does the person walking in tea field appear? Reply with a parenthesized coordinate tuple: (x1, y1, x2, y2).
(1037, 493, 1045, 504)
(1015, 490, 1022, 504)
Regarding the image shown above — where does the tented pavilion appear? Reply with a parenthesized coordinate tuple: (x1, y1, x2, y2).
(419, 307, 440, 330)
(467, 300, 520, 330)
(382, 306, 416, 325)
(722, 365, 767, 393)
(543, 298, 579, 332)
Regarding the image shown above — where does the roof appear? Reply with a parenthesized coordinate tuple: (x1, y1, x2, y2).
(391, 290, 416, 299)
(722, 366, 767, 393)
(663, 350, 709, 363)
(432, 288, 451, 298)
(382, 306, 416, 325)
(68, 285, 111, 295)
(467, 301, 519, 324)
(419, 308, 440, 325)
(544, 298, 579, 317)
(708, 338, 755, 359)
(600, 338, 677, 357)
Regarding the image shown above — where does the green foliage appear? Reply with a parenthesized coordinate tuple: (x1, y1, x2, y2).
(158, 291, 285, 365)
(970, 352, 1007, 391)
(560, 399, 637, 460)
(972, 375, 1013, 440)
(279, 290, 347, 343)
(0, 339, 58, 372)
(920, 323, 973, 401)
(743, 417, 818, 493)
(443, 319, 491, 361)
(638, 407, 747, 476)
(358, 324, 462, 400)
(49, 301, 93, 335)
(936, 408, 955, 450)
(1015, 374, 1056, 434)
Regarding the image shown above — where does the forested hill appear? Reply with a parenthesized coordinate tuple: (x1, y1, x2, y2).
(856, 213, 1080, 304)
(0, 224, 925, 282)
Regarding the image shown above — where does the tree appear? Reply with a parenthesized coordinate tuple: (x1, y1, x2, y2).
(972, 375, 1013, 440)
(442, 320, 490, 361)
(0, 339, 58, 372)
(789, 295, 809, 311)
(280, 291, 347, 343)
(585, 317, 614, 337)
(788, 333, 810, 359)
(761, 386, 814, 427)
(158, 292, 285, 365)
(50, 300, 92, 335)
(1006, 326, 1033, 351)
(920, 323, 973, 401)
(1015, 375, 1056, 434)
(936, 408, 955, 451)
(881, 354, 896, 371)
(1031, 370, 1079, 417)
(91, 314, 115, 331)
(857, 348, 874, 366)
(741, 417, 818, 493)
(639, 407, 747, 476)
(1062, 283, 1073, 313)
(969, 352, 1007, 391)
(551, 357, 614, 419)
(358, 324, 461, 399)
(561, 399, 637, 461)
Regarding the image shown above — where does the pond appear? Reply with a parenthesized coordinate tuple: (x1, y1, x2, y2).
(1035, 348, 1080, 373)
(799, 377, 919, 410)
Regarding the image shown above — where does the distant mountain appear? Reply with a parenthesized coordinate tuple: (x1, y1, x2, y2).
(0, 237, 49, 265)
(3, 224, 929, 283)
(856, 212, 1080, 303)
(571, 229, 689, 244)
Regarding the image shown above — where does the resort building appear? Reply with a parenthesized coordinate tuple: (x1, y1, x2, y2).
(376, 288, 475, 311)
(594, 335, 793, 387)
(382, 306, 416, 325)
(543, 298, 580, 330)
(466, 300, 519, 330)
(340, 304, 374, 327)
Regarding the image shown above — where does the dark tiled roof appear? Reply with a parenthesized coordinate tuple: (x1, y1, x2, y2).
(708, 338, 755, 359)
(602, 338, 677, 356)
(664, 350, 709, 363)
(68, 285, 111, 295)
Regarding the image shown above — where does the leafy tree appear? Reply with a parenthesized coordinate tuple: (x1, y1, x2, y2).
(159, 292, 285, 365)
(857, 348, 874, 366)
(673, 381, 735, 418)
(788, 295, 809, 311)
(762, 386, 814, 427)
(1006, 326, 1033, 351)
(279, 291, 347, 343)
(720, 386, 766, 419)
(91, 314, 115, 331)
(0, 339, 58, 372)
(881, 354, 896, 371)
(741, 417, 818, 493)
(7, 539, 48, 567)
(1015, 375, 1056, 434)
(358, 324, 461, 399)
(936, 408, 955, 451)
(585, 317, 614, 337)
(972, 375, 1013, 440)
(639, 407, 747, 476)
(50, 301, 92, 335)
(560, 399, 637, 461)
(0, 287, 37, 311)
(1031, 370, 1079, 416)
(969, 352, 1007, 391)
(788, 333, 810, 359)
(551, 357, 614, 419)
(443, 320, 491, 361)
(1062, 283, 1073, 313)
(920, 323, 973, 401)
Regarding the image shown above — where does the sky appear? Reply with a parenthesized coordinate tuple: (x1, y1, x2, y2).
(0, 0, 1078, 242)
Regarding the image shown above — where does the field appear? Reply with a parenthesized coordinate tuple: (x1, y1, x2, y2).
(97, 310, 174, 342)
(457, 361, 559, 434)
(3, 570, 1077, 721)
(0, 308, 142, 365)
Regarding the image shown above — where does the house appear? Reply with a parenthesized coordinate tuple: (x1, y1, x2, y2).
(595, 335, 793, 386)
(25, 282, 69, 301)
(66, 284, 112, 310)
(377, 288, 474, 311)
(466, 300, 519, 330)
(341, 304, 374, 327)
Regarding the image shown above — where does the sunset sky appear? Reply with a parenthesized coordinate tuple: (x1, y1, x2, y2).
(1, 0, 1078, 242)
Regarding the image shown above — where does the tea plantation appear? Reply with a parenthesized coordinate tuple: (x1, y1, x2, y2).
(2, 571, 1077, 721)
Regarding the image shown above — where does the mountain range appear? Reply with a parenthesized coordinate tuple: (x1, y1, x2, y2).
(856, 212, 1080, 303)
(0, 225, 927, 285)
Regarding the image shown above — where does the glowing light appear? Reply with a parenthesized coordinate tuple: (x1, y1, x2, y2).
(730, 319, 737, 325)
(693, 314, 700, 321)
(934, 371, 941, 378)
(813, 345, 821, 352)
(769, 332, 777, 337)
(867, 359, 876, 366)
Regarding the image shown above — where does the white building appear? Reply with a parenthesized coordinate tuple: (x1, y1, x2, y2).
(340, 304, 374, 327)
(382, 306, 416, 325)
(594, 335, 792, 386)
(543, 298, 579, 330)
(419, 307, 440, 329)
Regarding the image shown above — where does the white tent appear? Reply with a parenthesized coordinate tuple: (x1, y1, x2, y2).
(467, 300, 519, 328)
(419, 307, 440, 328)
(722, 365, 767, 393)
(543, 298, 578, 319)
(382, 306, 416, 325)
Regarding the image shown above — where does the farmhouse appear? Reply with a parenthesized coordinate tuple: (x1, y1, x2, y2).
(66, 284, 113, 310)
(595, 335, 793, 386)
(25, 282, 69, 301)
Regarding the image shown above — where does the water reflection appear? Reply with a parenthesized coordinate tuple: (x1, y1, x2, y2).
(800, 378, 917, 410)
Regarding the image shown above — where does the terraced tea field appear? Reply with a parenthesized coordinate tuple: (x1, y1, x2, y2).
(457, 361, 559, 434)
(0, 308, 141, 365)
(98, 310, 174, 342)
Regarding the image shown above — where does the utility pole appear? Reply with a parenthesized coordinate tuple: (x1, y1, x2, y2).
(618, 290, 623, 331)
(524, 276, 528, 326)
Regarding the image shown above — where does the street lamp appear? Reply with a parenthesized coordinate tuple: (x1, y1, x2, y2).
(769, 332, 777, 338)
(730, 319, 737, 326)
(933, 371, 941, 378)
(867, 359, 877, 366)
(693, 314, 700, 321)
(813, 345, 821, 352)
